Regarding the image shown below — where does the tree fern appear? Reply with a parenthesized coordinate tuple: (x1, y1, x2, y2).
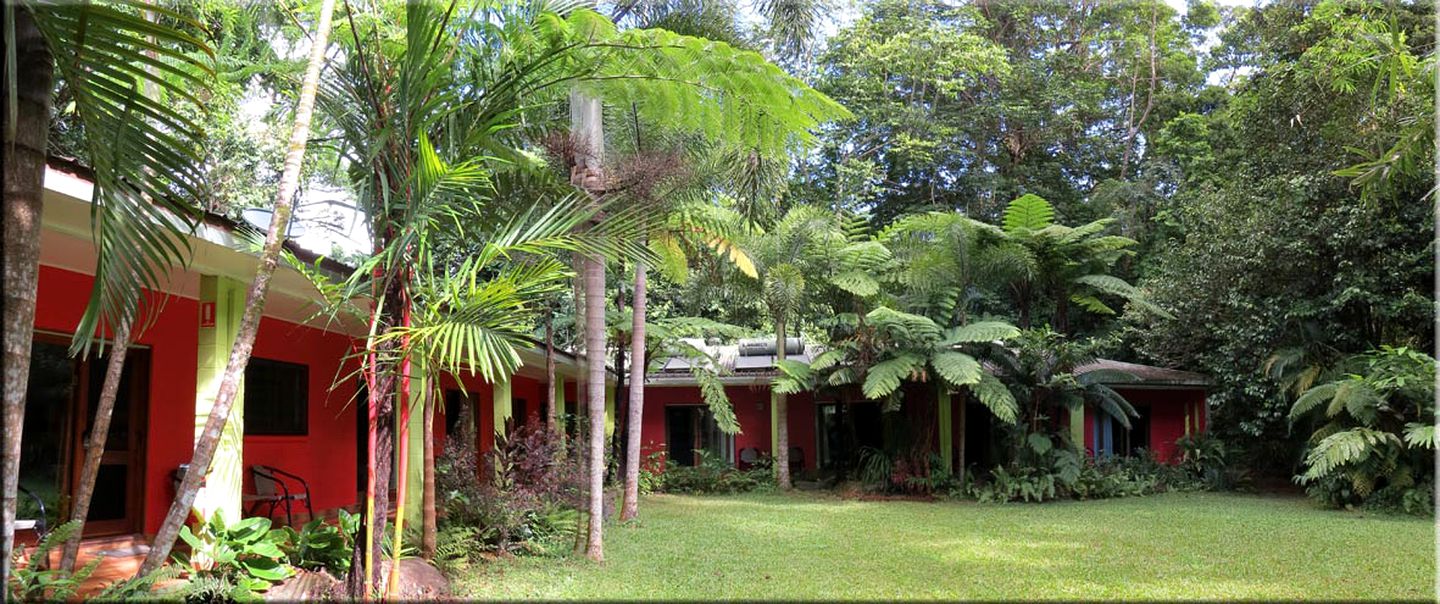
(1001, 193, 1055, 232)
(971, 373, 1018, 424)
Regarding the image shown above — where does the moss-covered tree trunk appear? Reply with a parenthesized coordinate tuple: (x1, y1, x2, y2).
(2, 9, 54, 584)
(139, 0, 336, 575)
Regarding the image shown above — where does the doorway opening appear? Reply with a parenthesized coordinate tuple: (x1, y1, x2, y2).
(20, 334, 149, 538)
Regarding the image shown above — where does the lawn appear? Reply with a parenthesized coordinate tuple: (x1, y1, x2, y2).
(452, 491, 1435, 601)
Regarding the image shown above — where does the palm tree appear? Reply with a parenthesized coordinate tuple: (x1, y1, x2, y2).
(4, 1, 212, 584)
(747, 207, 856, 488)
(620, 202, 757, 521)
(139, 0, 336, 577)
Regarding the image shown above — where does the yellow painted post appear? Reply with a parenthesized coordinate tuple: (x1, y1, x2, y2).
(1070, 407, 1085, 452)
(605, 378, 616, 439)
(493, 377, 513, 436)
(770, 392, 780, 455)
(403, 359, 426, 529)
(553, 377, 567, 441)
(194, 275, 246, 523)
(937, 389, 953, 473)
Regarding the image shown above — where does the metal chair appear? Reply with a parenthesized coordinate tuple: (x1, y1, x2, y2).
(16, 485, 48, 540)
(245, 465, 313, 526)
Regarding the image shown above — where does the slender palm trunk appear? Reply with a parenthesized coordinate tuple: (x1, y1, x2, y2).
(385, 300, 415, 598)
(2, 7, 53, 584)
(620, 263, 647, 521)
(583, 253, 606, 562)
(571, 259, 589, 556)
(774, 319, 791, 489)
(421, 382, 437, 559)
(139, 0, 335, 574)
(59, 315, 133, 571)
(545, 310, 558, 439)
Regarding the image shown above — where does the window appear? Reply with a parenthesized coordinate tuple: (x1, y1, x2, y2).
(244, 358, 308, 435)
(664, 406, 735, 467)
(1093, 405, 1150, 458)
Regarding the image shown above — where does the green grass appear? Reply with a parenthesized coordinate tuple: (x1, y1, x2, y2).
(452, 491, 1435, 601)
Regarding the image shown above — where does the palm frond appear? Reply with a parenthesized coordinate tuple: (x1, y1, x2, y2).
(31, 1, 214, 356)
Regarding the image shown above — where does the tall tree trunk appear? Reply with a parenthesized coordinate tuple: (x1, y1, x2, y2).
(59, 316, 133, 571)
(384, 297, 415, 598)
(583, 253, 606, 562)
(421, 381, 437, 559)
(544, 309, 558, 439)
(609, 281, 626, 485)
(571, 260, 589, 557)
(2, 7, 53, 585)
(956, 394, 967, 486)
(138, 0, 335, 574)
(620, 263, 647, 521)
(774, 319, 792, 489)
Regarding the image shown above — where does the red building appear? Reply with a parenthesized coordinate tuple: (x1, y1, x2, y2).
(19, 163, 1208, 547)
(642, 345, 1211, 476)
(19, 164, 593, 543)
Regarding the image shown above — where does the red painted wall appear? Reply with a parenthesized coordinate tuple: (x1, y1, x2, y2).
(34, 266, 200, 535)
(1081, 387, 1207, 463)
(639, 385, 816, 471)
(242, 317, 362, 518)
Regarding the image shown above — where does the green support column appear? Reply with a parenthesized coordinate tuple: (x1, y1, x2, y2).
(194, 275, 246, 523)
(605, 379, 616, 439)
(770, 392, 779, 455)
(553, 378, 567, 440)
(403, 359, 427, 529)
(493, 377, 513, 435)
(937, 389, 953, 473)
(1070, 406, 1085, 452)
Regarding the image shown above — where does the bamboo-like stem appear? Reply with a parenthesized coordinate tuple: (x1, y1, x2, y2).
(386, 294, 414, 598)
(421, 380, 437, 558)
(138, 0, 336, 574)
(59, 315, 134, 571)
(620, 263, 647, 521)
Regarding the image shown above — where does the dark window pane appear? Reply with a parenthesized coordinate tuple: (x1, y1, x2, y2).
(88, 465, 128, 521)
(21, 341, 74, 529)
(244, 358, 309, 435)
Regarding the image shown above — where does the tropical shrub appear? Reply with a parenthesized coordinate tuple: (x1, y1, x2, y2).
(174, 513, 293, 598)
(637, 450, 668, 495)
(1289, 346, 1435, 513)
(271, 510, 359, 576)
(436, 423, 583, 558)
(7, 521, 103, 602)
(963, 432, 1235, 503)
(857, 447, 952, 495)
(656, 449, 775, 495)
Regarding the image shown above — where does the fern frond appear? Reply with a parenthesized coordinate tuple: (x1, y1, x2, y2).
(862, 353, 926, 400)
(1403, 422, 1436, 449)
(971, 373, 1019, 423)
(932, 352, 982, 387)
(1290, 382, 1339, 422)
(944, 321, 1020, 344)
(1002, 194, 1055, 232)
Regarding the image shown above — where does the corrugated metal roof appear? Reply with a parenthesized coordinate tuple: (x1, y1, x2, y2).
(1074, 359, 1210, 387)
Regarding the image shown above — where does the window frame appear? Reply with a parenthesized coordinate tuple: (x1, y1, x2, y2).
(243, 357, 310, 436)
